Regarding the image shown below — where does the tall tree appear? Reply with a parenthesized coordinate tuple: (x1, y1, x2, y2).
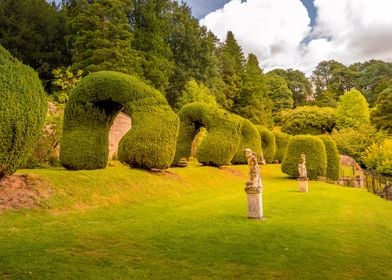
(370, 87, 392, 134)
(265, 72, 293, 121)
(0, 0, 69, 89)
(166, 2, 220, 107)
(130, 0, 173, 92)
(270, 68, 312, 106)
(335, 88, 370, 130)
(217, 31, 245, 111)
(352, 60, 392, 106)
(310, 60, 346, 99)
(66, 0, 140, 76)
(235, 54, 272, 127)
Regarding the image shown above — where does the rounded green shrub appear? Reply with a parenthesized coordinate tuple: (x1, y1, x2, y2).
(232, 119, 262, 164)
(281, 135, 327, 179)
(273, 131, 292, 163)
(255, 126, 276, 163)
(0, 45, 47, 178)
(281, 106, 336, 135)
(60, 71, 179, 170)
(318, 135, 341, 181)
(174, 103, 242, 166)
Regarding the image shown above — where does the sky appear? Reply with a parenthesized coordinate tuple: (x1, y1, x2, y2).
(184, 0, 392, 75)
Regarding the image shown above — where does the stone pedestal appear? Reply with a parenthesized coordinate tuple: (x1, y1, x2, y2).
(298, 177, 308, 192)
(245, 185, 264, 219)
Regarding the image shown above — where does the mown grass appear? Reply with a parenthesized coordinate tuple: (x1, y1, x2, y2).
(1, 163, 391, 279)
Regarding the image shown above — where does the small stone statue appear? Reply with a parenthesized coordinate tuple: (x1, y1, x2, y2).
(298, 153, 307, 178)
(244, 148, 263, 192)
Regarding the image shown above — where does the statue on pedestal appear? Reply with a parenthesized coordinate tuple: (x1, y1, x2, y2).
(298, 153, 307, 178)
(297, 153, 308, 192)
(244, 148, 263, 192)
(244, 148, 264, 219)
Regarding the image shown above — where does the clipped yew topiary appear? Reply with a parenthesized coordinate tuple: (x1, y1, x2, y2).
(255, 125, 276, 163)
(60, 71, 179, 170)
(0, 45, 47, 178)
(232, 119, 262, 164)
(273, 131, 292, 163)
(281, 135, 327, 179)
(318, 135, 341, 181)
(174, 102, 242, 166)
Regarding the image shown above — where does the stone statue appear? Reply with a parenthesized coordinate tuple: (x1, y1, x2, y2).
(244, 148, 263, 192)
(298, 153, 307, 178)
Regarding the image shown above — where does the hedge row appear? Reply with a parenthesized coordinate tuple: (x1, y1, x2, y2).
(0, 45, 47, 178)
(60, 71, 179, 170)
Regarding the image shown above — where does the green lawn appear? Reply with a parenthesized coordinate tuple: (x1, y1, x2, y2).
(1, 163, 391, 279)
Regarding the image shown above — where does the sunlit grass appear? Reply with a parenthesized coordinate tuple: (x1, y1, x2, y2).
(1, 163, 391, 279)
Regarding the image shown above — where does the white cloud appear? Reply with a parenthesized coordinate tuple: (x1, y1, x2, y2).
(200, 0, 392, 75)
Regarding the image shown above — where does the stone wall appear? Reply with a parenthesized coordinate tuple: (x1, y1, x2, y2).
(108, 112, 132, 160)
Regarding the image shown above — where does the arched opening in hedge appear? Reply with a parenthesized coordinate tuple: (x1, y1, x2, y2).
(60, 71, 179, 170)
(174, 103, 242, 167)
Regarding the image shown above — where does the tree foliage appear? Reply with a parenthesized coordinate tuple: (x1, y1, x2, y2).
(270, 68, 311, 106)
(176, 79, 217, 110)
(281, 106, 336, 135)
(66, 0, 140, 76)
(0, 0, 69, 89)
(235, 54, 272, 127)
(264, 73, 293, 121)
(335, 89, 370, 130)
(362, 139, 392, 176)
(370, 87, 392, 134)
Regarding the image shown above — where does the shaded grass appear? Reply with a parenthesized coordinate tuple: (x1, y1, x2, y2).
(1, 163, 391, 279)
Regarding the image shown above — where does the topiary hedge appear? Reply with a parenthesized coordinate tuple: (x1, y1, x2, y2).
(0, 45, 47, 178)
(255, 126, 276, 163)
(281, 106, 336, 135)
(281, 135, 327, 179)
(273, 131, 292, 163)
(318, 135, 341, 181)
(232, 119, 262, 164)
(174, 102, 242, 166)
(60, 71, 179, 170)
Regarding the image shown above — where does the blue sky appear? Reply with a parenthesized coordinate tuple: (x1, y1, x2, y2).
(198, 0, 392, 74)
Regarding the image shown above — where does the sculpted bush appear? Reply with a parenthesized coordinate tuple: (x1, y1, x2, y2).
(281, 135, 327, 179)
(232, 119, 262, 164)
(0, 45, 47, 178)
(61, 71, 179, 170)
(255, 126, 276, 163)
(319, 135, 341, 181)
(174, 103, 242, 166)
(273, 131, 292, 163)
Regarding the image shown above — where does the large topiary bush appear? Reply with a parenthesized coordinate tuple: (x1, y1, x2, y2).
(232, 119, 262, 164)
(281, 106, 336, 135)
(273, 131, 292, 163)
(318, 135, 341, 181)
(281, 135, 327, 179)
(174, 103, 242, 166)
(60, 71, 179, 170)
(0, 45, 47, 178)
(255, 126, 276, 163)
